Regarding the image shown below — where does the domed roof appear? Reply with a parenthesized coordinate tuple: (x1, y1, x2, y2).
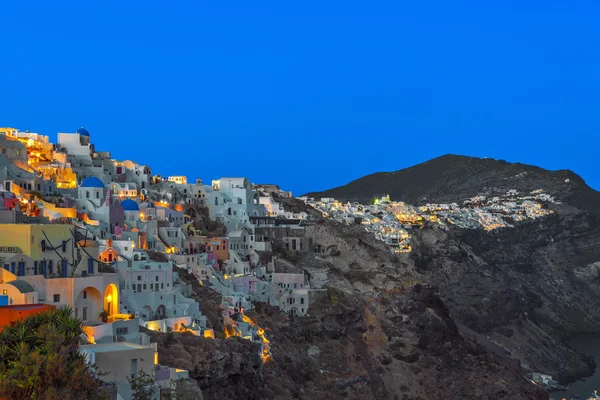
(121, 199, 140, 211)
(6, 280, 35, 294)
(76, 127, 90, 136)
(80, 177, 104, 188)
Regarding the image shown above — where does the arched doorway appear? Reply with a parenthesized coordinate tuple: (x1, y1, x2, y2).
(141, 305, 153, 320)
(103, 283, 119, 317)
(156, 304, 167, 320)
(75, 287, 103, 323)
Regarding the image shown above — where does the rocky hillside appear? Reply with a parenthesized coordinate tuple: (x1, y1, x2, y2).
(158, 217, 549, 399)
(306, 155, 600, 383)
(153, 155, 600, 399)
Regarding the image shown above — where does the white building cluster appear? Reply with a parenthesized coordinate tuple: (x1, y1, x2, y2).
(0, 126, 324, 399)
(302, 188, 558, 254)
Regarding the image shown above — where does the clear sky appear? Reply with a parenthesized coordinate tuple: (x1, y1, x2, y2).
(1, 1, 599, 195)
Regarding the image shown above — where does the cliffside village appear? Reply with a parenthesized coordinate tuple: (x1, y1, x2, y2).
(0, 127, 320, 399)
(301, 189, 558, 254)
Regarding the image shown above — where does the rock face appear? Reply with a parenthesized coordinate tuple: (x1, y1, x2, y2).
(143, 328, 263, 399)
(159, 215, 549, 399)
(306, 155, 600, 383)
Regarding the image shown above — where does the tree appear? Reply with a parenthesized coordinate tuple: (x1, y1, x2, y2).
(127, 371, 191, 400)
(127, 370, 158, 400)
(0, 305, 105, 400)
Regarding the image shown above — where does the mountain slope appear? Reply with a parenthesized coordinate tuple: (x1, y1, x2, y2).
(305, 154, 600, 214)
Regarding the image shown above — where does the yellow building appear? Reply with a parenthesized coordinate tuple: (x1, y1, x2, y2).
(0, 224, 119, 323)
(0, 224, 74, 261)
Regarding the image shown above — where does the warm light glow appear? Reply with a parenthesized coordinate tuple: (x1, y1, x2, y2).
(203, 329, 215, 339)
(154, 352, 159, 364)
(106, 294, 112, 302)
(240, 310, 272, 363)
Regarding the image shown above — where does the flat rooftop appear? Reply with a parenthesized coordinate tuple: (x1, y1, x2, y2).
(80, 342, 149, 353)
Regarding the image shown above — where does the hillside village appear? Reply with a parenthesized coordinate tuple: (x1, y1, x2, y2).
(300, 189, 558, 254)
(0, 127, 320, 399)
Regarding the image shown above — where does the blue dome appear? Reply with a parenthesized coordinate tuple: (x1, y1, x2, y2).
(76, 127, 90, 136)
(121, 199, 139, 211)
(80, 177, 104, 188)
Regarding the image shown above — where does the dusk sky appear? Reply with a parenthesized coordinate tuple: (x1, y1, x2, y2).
(1, 1, 599, 195)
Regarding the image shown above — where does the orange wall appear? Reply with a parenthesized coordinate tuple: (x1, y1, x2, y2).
(203, 237, 229, 262)
(0, 304, 56, 331)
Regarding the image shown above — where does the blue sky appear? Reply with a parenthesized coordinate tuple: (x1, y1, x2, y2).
(1, 1, 599, 195)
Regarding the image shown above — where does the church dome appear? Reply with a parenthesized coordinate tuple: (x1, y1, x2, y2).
(121, 199, 140, 211)
(80, 177, 104, 188)
(76, 127, 90, 136)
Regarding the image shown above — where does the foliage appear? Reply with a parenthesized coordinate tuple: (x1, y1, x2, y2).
(167, 378, 191, 400)
(127, 370, 158, 400)
(28, 190, 43, 200)
(0, 305, 105, 400)
(128, 371, 191, 400)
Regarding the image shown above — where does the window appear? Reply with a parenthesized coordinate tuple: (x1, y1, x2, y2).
(137, 276, 141, 281)
(48, 260, 53, 275)
(155, 276, 158, 281)
(116, 327, 129, 335)
(83, 290, 87, 299)
(2, 289, 6, 295)
(87, 258, 94, 274)
(83, 307, 87, 320)
(86, 191, 90, 199)
(53, 294, 60, 302)
(96, 191, 100, 199)
(150, 284, 153, 290)
(33, 261, 38, 275)
(143, 284, 147, 290)
(161, 283, 164, 289)
(301, 298, 305, 304)
(62, 241, 67, 253)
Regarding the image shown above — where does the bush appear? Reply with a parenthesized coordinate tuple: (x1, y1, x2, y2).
(0, 306, 105, 400)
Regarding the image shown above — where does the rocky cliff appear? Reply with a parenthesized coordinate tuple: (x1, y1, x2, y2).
(306, 155, 600, 383)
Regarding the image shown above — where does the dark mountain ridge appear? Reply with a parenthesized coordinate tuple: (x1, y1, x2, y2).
(305, 154, 600, 215)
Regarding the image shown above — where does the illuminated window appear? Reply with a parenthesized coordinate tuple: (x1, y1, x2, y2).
(2, 289, 6, 295)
